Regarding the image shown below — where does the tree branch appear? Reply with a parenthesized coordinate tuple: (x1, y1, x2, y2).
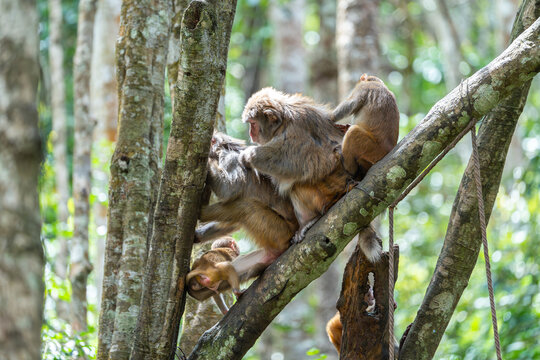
(188, 18, 540, 360)
(399, 1, 540, 358)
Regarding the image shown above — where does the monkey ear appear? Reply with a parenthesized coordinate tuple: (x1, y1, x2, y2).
(263, 109, 280, 124)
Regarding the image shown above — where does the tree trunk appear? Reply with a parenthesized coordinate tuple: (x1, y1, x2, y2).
(399, 1, 540, 358)
(96, 0, 171, 358)
(310, 0, 338, 105)
(71, 0, 97, 334)
(90, 0, 121, 311)
(187, 21, 540, 359)
(130, 1, 237, 359)
(0, 1, 44, 359)
(336, 0, 381, 98)
(271, 0, 306, 93)
(338, 246, 398, 359)
(48, 0, 71, 321)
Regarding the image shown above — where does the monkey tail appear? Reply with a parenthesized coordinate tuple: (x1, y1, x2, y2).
(358, 224, 382, 263)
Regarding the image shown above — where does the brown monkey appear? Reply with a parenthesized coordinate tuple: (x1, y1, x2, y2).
(240, 82, 395, 262)
(186, 237, 241, 314)
(195, 132, 298, 262)
(333, 74, 400, 178)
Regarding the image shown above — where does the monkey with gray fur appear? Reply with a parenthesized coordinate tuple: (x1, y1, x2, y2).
(195, 132, 299, 264)
(240, 75, 399, 262)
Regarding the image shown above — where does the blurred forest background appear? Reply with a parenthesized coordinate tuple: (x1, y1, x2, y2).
(35, 0, 539, 359)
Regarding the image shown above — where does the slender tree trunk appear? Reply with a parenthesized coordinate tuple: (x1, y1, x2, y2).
(311, 0, 338, 105)
(0, 1, 44, 359)
(96, 0, 171, 359)
(271, 0, 306, 93)
(72, 0, 97, 334)
(399, 1, 540, 358)
(308, 2, 339, 355)
(90, 0, 121, 310)
(187, 21, 540, 358)
(336, 0, 381, 98)
(48, 0, 71, 321)
(130, 1, 237, 358)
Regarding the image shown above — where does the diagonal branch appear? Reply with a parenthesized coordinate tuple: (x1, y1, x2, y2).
(399, 1, 540, 358)
(188, 18, 540, 360)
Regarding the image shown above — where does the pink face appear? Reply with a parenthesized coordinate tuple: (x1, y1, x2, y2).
(247, 119, 260, 143)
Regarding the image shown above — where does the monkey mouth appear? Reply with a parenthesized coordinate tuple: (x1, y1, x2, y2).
(249, 121, 259, 143)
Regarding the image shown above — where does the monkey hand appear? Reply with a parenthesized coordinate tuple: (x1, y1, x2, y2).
(233, 288, 245, 299)
(238, 146, 256, 169)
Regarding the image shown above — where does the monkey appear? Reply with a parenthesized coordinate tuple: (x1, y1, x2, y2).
(326, 312, 343, 353)
(195, 132, 299, 264)
(186, 237, 241, 314)
(333, 74, 400, 179)
(239, 76, 399, 262)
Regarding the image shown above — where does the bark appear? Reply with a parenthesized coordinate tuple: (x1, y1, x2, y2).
(338, 246, 398, 359)
(271, 0, 306, 93)
(130, 1, 236, 359)
(187, 20, 540, 359)
(310, 0, 338, 105)
(48, 0, 71, 321)
(71, 0, 97, 334)
(96, 0, 171, 359)
(0, 0, 44, 359)
(336, 0, 381, 98)
(399, 1, 540, 358)
(167, 0, 189, 107)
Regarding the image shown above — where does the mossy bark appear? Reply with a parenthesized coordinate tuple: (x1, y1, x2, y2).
(399, 1, 540, 358)
(96, 1, 171, 359)
(0, 1, 43, 359)
(188, 19, 540, 360)
(130, 1, 237, 359)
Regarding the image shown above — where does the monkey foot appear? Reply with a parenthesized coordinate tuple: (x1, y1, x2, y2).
(290, 217, 320, 244)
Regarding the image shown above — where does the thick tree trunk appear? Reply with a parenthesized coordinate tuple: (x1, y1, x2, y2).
(130, 1, 237, 359)
(96, 0, 171, 359)
(399, 1, 540, 358)
(271, 0, 306, 93)
(90, 0, 121, 310)
(48, 0, 71, 321)
(71, 0, 97, 334)
(0, 1, 44, 359)
(336, 0, 381, 98)
(187, 21, 540, 359)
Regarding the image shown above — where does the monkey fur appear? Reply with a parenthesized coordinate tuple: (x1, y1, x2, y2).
(240, 75, 399, 262)
(333, 74, 400, 179)
(186, 237, 241, 314)
(196, 132, 298, 258)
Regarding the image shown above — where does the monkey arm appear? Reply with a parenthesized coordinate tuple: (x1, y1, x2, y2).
(245, 138, 339, 183)
(212, 293, 229, 315)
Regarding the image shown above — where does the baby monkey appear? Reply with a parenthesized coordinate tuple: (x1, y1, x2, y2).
(186, 237, 241, 314)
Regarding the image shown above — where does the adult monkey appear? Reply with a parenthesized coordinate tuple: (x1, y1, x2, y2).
(240, 75, 399, 263)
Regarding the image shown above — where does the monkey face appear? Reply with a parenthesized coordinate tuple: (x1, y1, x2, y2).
(242, 87, 287, 144)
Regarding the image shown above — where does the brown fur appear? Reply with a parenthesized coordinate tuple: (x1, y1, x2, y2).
(326, 312, 343, 354)
(196, 132, 298, 255)
(186, 237, 241, 295)
(334, 74, 400, 178)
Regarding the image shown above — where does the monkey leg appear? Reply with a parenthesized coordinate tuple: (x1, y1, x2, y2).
(195, 221, 239, 243)
(342, 124, 391, 177)
(290, 215, 321, 244)
(201, 199, 295, 253)
(212, 293, 229, 315)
